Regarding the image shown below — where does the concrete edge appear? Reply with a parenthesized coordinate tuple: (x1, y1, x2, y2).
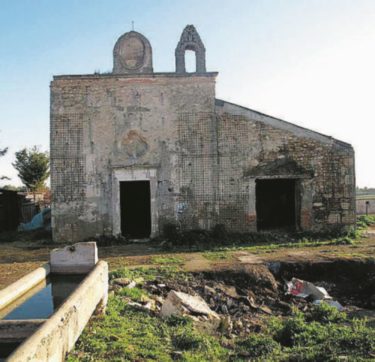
(0, 264, 50, 311)
(8, 260, 108, 362)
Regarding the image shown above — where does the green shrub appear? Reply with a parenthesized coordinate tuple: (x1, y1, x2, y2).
(347, 226, 363, 239)
(211, 224, 228, 241)
(333, 319, 375, 356)
(235, 334, 280, 358)
(171, 328, 228, 361)
(163, 222, 181, 243)
(307, 302, 347, 324)
(273, 309, 307, 346)
(273, 309, 329, 347)
(269, 308, 375, 359)
(166, 315, 192, 327)
(335, 235, 356, 245)
(172, 329, 206, 350)
(357, 215, 375, 227)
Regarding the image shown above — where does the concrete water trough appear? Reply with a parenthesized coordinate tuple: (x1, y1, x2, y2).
(0, 242, 108, 361)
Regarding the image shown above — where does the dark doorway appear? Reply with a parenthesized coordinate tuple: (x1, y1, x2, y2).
(120, 181, 151, 238)
(256, 179, 297, 231)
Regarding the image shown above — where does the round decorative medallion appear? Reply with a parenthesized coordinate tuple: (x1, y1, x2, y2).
(113, 31, 153, 74)
(119, 35, 145, 70)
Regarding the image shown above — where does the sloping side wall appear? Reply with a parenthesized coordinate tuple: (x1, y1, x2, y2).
(203, 100, 355, 232)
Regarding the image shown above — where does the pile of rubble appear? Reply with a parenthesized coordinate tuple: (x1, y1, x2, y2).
(109, 264, 350, 337)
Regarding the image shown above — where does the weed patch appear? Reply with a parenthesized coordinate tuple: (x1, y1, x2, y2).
(68, 266, 375, 361)
(110, 265, 182, 283)
(235, 334, 280, 358)
(269, 307, 375, 360)
(118, 286, 145, 301)
(202, 251, 233, 261)
(150, 256, 184, 265)
(68, 293, 229, 362)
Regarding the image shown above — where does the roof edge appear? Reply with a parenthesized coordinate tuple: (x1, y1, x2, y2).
(215, 99, 353, 149)
(53, 72, 219, 81)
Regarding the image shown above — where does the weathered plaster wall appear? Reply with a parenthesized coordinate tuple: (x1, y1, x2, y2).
(209, 100, 356, 232)
(174, 108, 355, 232)
(51, 75, 355, 242)
(356, 199, 375, 215)
(50, 73, 217, 242)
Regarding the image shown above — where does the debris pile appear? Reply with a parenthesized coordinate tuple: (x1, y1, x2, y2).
(111, 267, 292, 337)
(108, 261, 373, 337)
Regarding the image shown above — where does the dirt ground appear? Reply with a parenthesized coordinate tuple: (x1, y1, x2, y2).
(0, 226, 374, 290)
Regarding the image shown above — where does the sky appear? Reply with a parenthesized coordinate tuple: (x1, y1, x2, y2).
(0, 0, 374, 187)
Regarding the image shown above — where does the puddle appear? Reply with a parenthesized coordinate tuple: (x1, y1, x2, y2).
(1, 274, 86, 320)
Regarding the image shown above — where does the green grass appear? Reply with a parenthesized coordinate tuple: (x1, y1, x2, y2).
(118, 286, 146, 301)
(67, 294, 229, 362)
(198, 215, 375, 256)
(267, 306, 375, 361)
(68, 267, 375, 362)
(109, 265, 183, 283)
(150, 256, 184, 265)
(161, 215, 375, 257)
(198, 239, 340, 257)
(202, 251, 233, 261)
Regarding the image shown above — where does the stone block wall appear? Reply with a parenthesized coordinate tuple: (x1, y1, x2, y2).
(171, 101, 355, 233)
(51, 75, 355, 242)
(50, 73, 217, 242)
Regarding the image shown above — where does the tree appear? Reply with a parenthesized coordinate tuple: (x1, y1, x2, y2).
(12, 146, 50, 192)
(0, 145, 9, 180)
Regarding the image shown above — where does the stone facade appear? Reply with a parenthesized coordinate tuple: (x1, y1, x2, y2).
(50, 25, 355, 242)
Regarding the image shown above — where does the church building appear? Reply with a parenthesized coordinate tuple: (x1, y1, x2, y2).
(50, 25, 355, 242)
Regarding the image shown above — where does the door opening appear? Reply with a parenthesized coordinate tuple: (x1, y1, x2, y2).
(120, 181, 151, 238)
(256, 179, 297, 231)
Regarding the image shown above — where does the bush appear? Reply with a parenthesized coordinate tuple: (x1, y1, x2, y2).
(235, 334, 280, 358)
(273, 309, 328, 347)
(172, 329, 207, 350)
(269, 307, 375, 360)
(163, 222, 181, 243)
(211, 224, 228, 241)
(273, 309, 307, 347)
(166, 315, 192, 327)
(334, 319, 375, 356)
(162, 223, 213, 248)
(357, 215, 375, 227)
(307, 302, 347, 324)
(335, 235, 356, 245)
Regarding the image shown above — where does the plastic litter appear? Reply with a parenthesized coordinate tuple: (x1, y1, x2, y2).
(286, 277, 343, 310)
(18, 207, 51, 231)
